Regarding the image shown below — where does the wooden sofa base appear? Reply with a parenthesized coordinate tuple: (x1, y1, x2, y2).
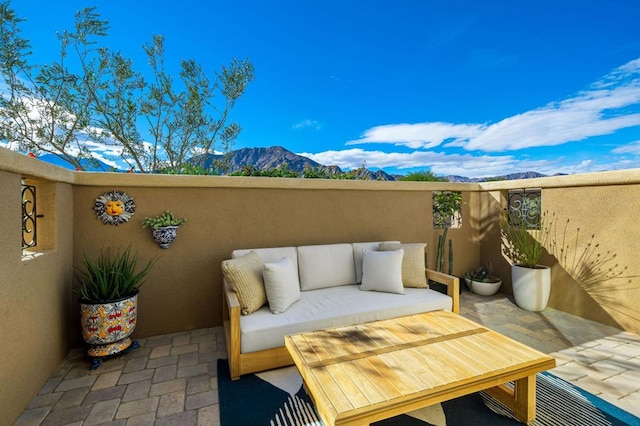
(223, 269, 460, 380)
(223, 320, 292, 379)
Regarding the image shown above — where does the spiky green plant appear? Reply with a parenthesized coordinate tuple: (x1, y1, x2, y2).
(500, 210, 551, 268)
(75, 246, 155, 302)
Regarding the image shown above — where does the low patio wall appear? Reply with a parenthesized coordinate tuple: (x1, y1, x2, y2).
(480, 174, 640, 333)
(2, 145, 640, 424)
(0, 150, 75, 425)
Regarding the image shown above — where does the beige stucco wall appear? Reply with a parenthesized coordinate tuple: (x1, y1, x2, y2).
(71, 178, 481, 341)
(3, 144, 640, 424)
(0, 150, 75, 425)
(480, 175, 640, 332)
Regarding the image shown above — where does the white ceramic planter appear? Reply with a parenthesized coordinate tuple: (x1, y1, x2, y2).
(470, 279, 502, 296)
(511, 264, 551, 311)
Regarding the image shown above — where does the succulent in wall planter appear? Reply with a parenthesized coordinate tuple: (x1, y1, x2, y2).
(75, 245, 155, 369)
(142, 210, 186, 249)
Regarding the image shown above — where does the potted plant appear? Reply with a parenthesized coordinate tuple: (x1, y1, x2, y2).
(75, 245, 155, 369)
(142, 210, 186, 248)
(500, 209, 551, 311)
(464, 263, 502, 296)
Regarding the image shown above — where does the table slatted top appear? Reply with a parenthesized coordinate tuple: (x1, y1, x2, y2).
(284, 310, 556, 425)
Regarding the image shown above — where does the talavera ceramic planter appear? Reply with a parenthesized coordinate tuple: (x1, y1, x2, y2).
(80, 291, 138, 368)
(151, 225, 179, 248)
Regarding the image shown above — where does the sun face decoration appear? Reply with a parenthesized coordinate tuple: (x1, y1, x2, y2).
(95, 191, 135, 225)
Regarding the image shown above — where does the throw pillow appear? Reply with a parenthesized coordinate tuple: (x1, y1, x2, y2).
(221, 251, 266, 315)
(360, 249, 404, 294)
(378, 242, 428, 288)
(262, 256, 301, 314)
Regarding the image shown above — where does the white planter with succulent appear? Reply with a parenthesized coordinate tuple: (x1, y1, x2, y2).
(500, 210, 551, 312)
(464, 263, 502, 296)
(142, 210, 186, 249)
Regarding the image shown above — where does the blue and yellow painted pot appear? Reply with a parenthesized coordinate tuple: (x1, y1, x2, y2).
(80, 291, 138, 358)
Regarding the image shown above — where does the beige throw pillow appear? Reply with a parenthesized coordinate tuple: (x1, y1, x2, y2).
(378, 242, 428, 288)
(221, 251, 266, 315)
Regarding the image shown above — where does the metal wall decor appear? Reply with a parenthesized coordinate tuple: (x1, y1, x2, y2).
(95, 191, 135, 225)
(22, 181, 37, 248)
(507, 188, 542, 229)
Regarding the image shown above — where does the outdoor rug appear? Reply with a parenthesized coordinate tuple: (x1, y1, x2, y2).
(217, 359, 639, 426)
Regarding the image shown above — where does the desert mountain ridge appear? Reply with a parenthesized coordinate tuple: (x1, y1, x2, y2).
(193, 146, 551, 182)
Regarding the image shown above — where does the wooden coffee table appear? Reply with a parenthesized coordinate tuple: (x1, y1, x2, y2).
(285, 310, 556, 425)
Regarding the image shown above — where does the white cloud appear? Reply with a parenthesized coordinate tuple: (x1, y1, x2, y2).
(612, 140, 640, 155)
(292, 119, 322, 130)
(347, 122, 484, 149)
(300, 148, 523, 178)
(347, 57, 640, 153)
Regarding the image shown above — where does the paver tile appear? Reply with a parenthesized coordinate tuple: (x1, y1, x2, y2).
(150, 378, 188, 397)
(158, 391, 186, 417)
(84, 399, 120, 425)
(155, 410, 197, 426)
(114, 396, 159, 419)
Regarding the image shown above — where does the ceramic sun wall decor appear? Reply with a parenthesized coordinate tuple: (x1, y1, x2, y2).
(95, 190, 135, 225)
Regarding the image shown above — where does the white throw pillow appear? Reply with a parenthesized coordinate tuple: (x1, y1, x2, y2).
(360, 249, 405, 294)
(262, 256, 301, 314)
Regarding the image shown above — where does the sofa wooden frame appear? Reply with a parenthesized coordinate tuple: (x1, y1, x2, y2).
(222, 269, 460, 380)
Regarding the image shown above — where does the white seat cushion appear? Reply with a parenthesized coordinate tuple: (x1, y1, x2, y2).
(239, 285, 453, 353)
(297, 244, 356, 290)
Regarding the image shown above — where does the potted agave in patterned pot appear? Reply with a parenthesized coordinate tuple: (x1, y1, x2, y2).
(142, 210, 187, 249)
(75, 246, 154, 369)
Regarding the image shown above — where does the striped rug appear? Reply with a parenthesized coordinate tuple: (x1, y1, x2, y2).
(217, 359, 638, 425)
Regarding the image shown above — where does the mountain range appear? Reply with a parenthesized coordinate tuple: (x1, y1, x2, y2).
(34, 145, 548, 182)
(194, 146, 547, 182)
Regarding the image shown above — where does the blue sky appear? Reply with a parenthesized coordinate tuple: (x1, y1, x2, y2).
(8, 0, 640, 177)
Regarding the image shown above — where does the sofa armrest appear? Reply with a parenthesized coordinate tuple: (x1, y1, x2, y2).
(222, 279, 242, 379)
(425, 269, 460, 314)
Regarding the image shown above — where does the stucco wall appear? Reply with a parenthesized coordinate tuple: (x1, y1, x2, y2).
(3, 144, 640, 424)
(479, 176, 640, 332)
(0, 151, 75, 425)
(71, 179, 481, 341)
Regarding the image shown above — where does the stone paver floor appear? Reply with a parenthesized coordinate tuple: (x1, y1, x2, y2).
(15, 291, 640, 425)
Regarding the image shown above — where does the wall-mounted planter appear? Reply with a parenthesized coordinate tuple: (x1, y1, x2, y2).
(151, 225, 180, 249)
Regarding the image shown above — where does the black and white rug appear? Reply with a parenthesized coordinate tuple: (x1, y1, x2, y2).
(217, 359, 638, 425)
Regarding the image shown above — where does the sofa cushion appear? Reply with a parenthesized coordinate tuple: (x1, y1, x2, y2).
(352, 241, 400, 283)
(360, 249, 405, 294)
(262, 256, 301, 314)
(232, 246, 298, 271)
(239, 285, 453, 353)
(221, 251, 266, 315)
(379, 242, 428, 288)
(297, 243, 356, 290)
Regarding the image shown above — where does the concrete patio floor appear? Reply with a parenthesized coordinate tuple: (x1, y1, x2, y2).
(14, 291, 640, 425)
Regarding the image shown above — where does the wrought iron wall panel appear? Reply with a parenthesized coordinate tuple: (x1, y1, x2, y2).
(22, 182, 37, 249)
(507, 189, 541, 229)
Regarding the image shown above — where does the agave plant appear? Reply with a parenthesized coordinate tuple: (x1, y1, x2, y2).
(75, 245, 155, 302)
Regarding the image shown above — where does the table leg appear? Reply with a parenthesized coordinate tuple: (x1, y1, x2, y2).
(513, 375, 536, 424)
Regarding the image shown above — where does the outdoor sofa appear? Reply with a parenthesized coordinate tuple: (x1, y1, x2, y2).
(221, 241, 460, 380)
